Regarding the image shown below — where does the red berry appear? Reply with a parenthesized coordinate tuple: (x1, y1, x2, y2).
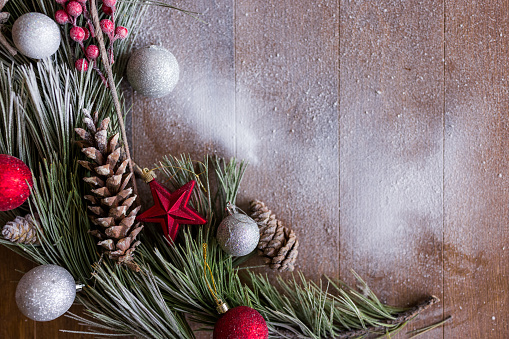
(70, 26, 85, 42)
(75, 59, 88, 71)
(75, 0, 87, 3)
(66, 1, 82, 17)
(56, 0, 68, 4)
(115, 26, 128, 40)
(103, 0, 116, 7)
(85, 45, 99, 59)
(101, 3, 113, 16)
(100, 19, 114, 34)
(83, 28, 90, 40)
(55, 10, 70, 24)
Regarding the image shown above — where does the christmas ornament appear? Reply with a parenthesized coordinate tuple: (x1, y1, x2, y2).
(75, 110, 143, 271)
(202, 244, 269, 339)
(15, 265, 78, 322)
(0, 154, 33, 211)
(136, 168, 207, 242)
(126, 45, 180, 98)
(2, 214, 41, 245)
(12, 13, 61, 59)
(250, 200, 299, 272)
(0, 0, 17, 55)
(213, 306, 269, 339)
(216, 204, 259, 257)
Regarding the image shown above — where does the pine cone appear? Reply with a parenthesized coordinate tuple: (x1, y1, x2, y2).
(250, 200, 299, 272)
(76, 110, 143, 271)
(2, 214, 41, 245)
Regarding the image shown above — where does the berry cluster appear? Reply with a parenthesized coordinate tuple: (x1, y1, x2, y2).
(54, 0, 128, 82)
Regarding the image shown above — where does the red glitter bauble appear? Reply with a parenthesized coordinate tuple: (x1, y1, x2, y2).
(213, 306, 268, 339)
(0, 155, 33, 211)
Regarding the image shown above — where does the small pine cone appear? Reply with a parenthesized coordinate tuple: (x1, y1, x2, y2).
(250, 200, 299, 272)
(2, 214, 42, 245)
(76, 110, 143, 271)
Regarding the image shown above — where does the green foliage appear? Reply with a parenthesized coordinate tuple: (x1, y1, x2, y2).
(65, 262, 195, 339)
(213, 156, 248, 217)
(0, 161, 97, 280)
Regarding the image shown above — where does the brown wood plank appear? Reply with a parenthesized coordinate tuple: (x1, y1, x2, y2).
(3, 1, 509, 338)
(339, 1, 445, 337)
(235, 0, 340, 281)
(444, 0, 509, 337)
(0, 247, 36, 339)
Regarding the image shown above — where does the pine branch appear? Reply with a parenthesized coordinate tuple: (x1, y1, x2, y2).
(332, 296, 439, 339)
(16, 161, 97, 281)
(138, 156, 438, 339)
(213, 156, 248, 217)
(0, 63, 32, 165)
(65, 262, 195, 339)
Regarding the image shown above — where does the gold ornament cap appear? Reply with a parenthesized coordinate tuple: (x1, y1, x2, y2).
(134, 164, 157, 183)
(216, 300, 229, 314)
(141, 168, 157, 183)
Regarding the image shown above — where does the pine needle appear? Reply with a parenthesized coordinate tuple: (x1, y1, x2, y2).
(407, 316, 452, 338)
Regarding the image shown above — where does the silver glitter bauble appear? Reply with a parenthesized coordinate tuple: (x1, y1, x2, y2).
(15, 264, 76, 322)
(126, 45, 180, 98)
(217, 213, 260, 257)
(12, 13, 61, 59)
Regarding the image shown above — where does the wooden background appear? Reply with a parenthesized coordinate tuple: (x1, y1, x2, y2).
(1, 0, 509, 337)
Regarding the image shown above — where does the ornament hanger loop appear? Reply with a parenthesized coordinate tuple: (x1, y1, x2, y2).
(202, 243, 229, 314)
(225, 202, 237, 215)
(134, 163, 157, 183)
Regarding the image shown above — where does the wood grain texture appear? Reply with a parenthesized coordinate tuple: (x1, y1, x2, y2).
(444, 0, 509, 337)
(2, 0, 509, 338)
(339, 1, 444, 337)
(234, 0, 340, 280)
(132, 1, 235, 163)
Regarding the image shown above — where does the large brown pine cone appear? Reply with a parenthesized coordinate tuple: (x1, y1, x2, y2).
(1, 214, 41, 245)
(250, 200, 299, 272)
(75, 110, 143, 271)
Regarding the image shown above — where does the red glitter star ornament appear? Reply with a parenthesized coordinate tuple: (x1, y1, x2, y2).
(136, 178, 207, 242)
